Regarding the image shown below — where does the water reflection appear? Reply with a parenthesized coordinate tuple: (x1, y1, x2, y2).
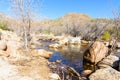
(49, 44, 89, 73)
(39, 40, 96, 79)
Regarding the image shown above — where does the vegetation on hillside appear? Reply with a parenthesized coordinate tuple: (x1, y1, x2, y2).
(0, 12, 119, 41)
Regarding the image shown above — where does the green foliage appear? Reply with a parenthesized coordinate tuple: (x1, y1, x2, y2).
(0, 20, 9, 30)
(0, 25, 8, 30)
(102, 31, 110, 41)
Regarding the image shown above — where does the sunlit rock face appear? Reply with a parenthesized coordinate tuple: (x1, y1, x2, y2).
(84, 41, 108, 63)
(89, 68, 120, 80)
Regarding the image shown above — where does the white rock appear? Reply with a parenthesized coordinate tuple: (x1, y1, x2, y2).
(49, 73, 61, 80)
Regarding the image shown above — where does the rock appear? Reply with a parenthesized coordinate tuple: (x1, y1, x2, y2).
(33, 49, 53, 58)
(0, 56, 9, 65)
(82, 70, 93, 76)
(17, 76, 34, 80)
(89, 68, 120, 80)
(49, 73, 61, 80)
(98, 54, 119, 69)
(117, 49, 120, 52)
(0, 57, 18, 80)
(0, 29, 21, 42)
(69, 37, 81, 44)
(84, 41, 108, 63)
(104, 41, 109, 47)
(0, 50, 9, 57)
(114, 51, 120, 58)
(58, 38, 69, 45)
(30, 44, 36, 49)
(49, 44, 62, 49)
(107, 39, 116, 47)
(58, 37, 81, 45)
(116, 42, 120, 49)
(81, 40, 90, 45)
(6, 41, 21, 58)
(0, 40, 7, 51)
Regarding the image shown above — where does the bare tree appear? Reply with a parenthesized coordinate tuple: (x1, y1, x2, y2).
(10, 0, 42, 51)
(82, 21, 108, 41)
(113, 9, 120, 40)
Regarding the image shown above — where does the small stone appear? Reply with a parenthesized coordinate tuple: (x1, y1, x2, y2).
(49, 73, 61, 80)
(82, 70, 93, 76)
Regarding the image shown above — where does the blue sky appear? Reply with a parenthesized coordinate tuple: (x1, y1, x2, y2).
(0, 0, 120, 19)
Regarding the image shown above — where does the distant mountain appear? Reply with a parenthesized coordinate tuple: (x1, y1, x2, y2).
(39, 13, 92, 28)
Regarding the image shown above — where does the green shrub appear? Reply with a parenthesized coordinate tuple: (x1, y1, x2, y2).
(0, 21, 9, 30)
(0, 25, 8, 30)
(102, 31, 110, 41)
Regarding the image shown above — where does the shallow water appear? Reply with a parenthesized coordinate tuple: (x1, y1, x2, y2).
(38, 40, 93, 79)
(49, 45, 87, 73)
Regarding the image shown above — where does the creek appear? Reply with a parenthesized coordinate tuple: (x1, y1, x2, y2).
(38, 40, 95, 80)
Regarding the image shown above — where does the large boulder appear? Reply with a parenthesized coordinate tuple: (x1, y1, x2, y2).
(98, 54, 119, 69)
(89, 68, 120, 80)
(84, 41, 108, 63)
(32, 49, 53, 59)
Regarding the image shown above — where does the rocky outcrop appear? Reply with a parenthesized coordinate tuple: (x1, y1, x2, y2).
(89, 68, 120, 80)
(84, 41, 108, 63)
(0, 55, 51, 80)
(0, 29, 24, 59)
(98, 54, 119, 69)
(0, 29, 52, 80)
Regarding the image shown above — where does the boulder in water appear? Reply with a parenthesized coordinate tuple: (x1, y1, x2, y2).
(84, 41, 108, 63)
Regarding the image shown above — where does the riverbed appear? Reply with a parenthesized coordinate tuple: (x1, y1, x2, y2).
(38, 40, 93, 79)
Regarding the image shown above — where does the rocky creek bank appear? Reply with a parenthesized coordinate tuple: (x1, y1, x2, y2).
(83, 41, 120, 80)
(0, 29, 58, 80)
